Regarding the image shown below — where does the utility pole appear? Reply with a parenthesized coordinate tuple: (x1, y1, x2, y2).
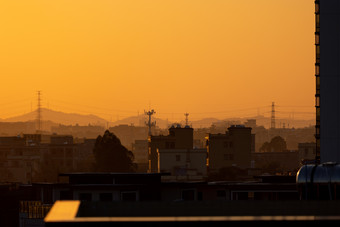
(145, 109, 156, 136)
(37, 91, 42, 133)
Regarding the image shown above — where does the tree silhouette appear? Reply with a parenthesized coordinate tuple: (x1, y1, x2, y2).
(270, 136, 287, 152)
(260, 136, 287, 152)
(93, 130, 136, 172)
(259, 141, 271, 152)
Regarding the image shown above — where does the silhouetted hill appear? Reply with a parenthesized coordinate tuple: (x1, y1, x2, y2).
(3, 108, 108, 126)
(1, 109, 314, 130)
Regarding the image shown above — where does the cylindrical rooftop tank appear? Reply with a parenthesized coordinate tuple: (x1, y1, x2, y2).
(296, 162, 340, 184)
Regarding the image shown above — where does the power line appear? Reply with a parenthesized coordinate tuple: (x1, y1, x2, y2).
(0, 93, 316, 122)
(48, 98, 137, 113)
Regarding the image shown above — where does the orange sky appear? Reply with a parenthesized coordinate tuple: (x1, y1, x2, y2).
(0, 0, 315, 122)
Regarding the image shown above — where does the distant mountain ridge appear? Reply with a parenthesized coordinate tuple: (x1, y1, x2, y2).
(3, 108, 108, 126)
(0, 108, 314, 129)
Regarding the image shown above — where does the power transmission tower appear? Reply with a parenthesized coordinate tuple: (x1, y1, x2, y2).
(37, 91, 42, 133)
(145, 109, 156, 136)
(271, 102, 276, 129)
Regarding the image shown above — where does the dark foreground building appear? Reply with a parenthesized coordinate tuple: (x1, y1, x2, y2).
(44, 200, 340, 227)
(1, 171, 336, 227)
(41, 172, 338, 227)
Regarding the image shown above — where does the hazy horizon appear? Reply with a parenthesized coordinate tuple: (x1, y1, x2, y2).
(0, 107, 314, 130)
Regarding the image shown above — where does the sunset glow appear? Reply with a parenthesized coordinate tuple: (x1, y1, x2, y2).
(0, 0, 314, 122)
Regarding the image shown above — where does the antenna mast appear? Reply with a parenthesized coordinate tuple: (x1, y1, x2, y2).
(145, 109, 156, 136)
(184, 112, 189, 126)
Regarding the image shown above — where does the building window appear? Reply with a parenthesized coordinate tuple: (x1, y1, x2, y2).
(12, 161, 19, 168)
(217, 190, 226, 199)
(60, 191, 72, 200)
(229, 142, 233, 148)
(66, 160, 73, 167)
(224, 154, 234, 160)
(304, 148, 309, 156)
(248, 192, 255, 200)
(181, 189, 195, 201)
(315, 1, 319, 14)
(79, 193, 92, 201)
(51, 148, 57, 155)
(197, 192, 203, 201)
(65, 150, 73, 157)
(100, 193, 113, 202)
(121, 191, 137, 201)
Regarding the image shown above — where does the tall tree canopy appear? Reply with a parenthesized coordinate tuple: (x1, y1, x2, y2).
(93, 130, 136, 172)
(260, 136, 287, 152)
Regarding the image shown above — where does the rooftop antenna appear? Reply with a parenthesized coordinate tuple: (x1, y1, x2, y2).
(145, 109, 156, 136)
(271, 102, 276, 129)
(184, 112, 189, 126)
(37, 91, 42, 133)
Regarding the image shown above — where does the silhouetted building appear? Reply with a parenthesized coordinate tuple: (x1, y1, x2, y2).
(252, 150, 299, 175)
(244, 119, 257, 129)
(0, 122, 37, 136)
(109, 124, 148, 150)
(33, 173, 299, 204)
(148, 125, 193, 173)
(158, 148, 207, 181)
(51, 124, 105, 139)
(298, 142, 317, 165)
(44, 135, 78, 173)
(77, 139, 96, 160)
(316, 0, 340, 163)
(206, 125, 254, 173)
(132, 139, 148, 172)
(0, 136, 45, 183)
(0, 134, 97, 183)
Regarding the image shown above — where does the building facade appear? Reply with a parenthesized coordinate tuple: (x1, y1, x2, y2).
(158, 148, 207, 181)
(132, 139, 149, 172)
(148, 125, 193, 173)
(206, 125, 254, 174)
(298, 142, 317, 164)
